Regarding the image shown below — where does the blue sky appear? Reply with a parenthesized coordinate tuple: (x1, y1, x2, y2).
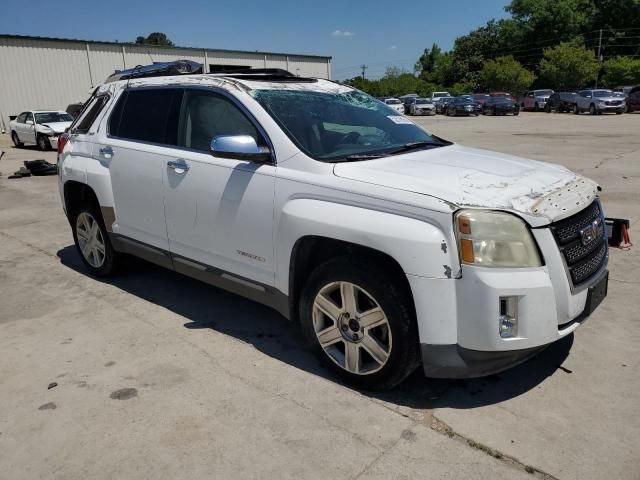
(1, 0, 510, 80)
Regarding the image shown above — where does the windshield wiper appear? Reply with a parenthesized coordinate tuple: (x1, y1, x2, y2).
(387, 140, 442, 155)
(334, 154, 387, 162)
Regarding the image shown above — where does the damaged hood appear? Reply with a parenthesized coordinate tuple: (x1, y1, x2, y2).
(40, 121, 72, 133)
(333, 144, 598, 223)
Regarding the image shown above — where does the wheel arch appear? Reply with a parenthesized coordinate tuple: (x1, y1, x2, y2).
(63, 180, 100, 222)
(287, 235, 416, 323)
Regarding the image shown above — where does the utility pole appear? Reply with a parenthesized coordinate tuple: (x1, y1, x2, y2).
(360, 64, 368, 80)
(596, 29, 603, 88)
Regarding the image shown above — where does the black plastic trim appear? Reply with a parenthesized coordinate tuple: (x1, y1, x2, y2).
(421, 343, 545, 379)
(108, 233, 289, 318)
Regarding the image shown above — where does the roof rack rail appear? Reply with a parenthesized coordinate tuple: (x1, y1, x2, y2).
(105, 60, 203, 83)
(213, 68, 318, 83)
(209, 68, 295, 76)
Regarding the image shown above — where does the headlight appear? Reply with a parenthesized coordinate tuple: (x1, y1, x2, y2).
(455, 210, 542, 268)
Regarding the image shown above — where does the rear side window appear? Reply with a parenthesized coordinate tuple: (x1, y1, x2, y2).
(109, 88, 182, 145)
(73, 95, 109, 134)
(16, 112, 27, 123)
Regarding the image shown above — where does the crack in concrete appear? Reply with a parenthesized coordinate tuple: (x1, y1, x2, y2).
(349, 423, 416, 480)
(427, 413, 560, 479)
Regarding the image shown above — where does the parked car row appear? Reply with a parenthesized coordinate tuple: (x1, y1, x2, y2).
(379, 86, 639, 120)
(545, 88, 640, 115)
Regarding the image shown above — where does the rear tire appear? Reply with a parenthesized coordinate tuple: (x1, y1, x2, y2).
(11, 132, 23, 147)
(299, 258, 420, 391)
(72, 205, 120, 277)
(574, 104, 580, 115)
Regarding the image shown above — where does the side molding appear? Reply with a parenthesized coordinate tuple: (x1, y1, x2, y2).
(109, 233, 290, 318)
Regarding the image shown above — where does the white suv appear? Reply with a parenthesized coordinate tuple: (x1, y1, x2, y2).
(58, 67, 609, 390)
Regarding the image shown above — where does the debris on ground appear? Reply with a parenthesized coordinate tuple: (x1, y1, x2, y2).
(47, 382, 58, 390)
(8, 166, 31, 179)
(7, 160, 58, 179)
(24, 160, 57, 176)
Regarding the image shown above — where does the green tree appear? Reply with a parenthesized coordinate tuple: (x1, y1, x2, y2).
(450, 20, 509, 84)
(539, 42, 600, 89)
(415, 43, 443, 75)
(479, 55, 535, 93)
(135, 32, 175, 47)
(601, 56, 640, 87)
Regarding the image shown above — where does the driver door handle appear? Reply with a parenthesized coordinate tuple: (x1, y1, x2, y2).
(167, 159, 189, 173)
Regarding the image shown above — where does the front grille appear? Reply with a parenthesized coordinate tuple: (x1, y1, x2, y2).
(550, 200, 608, 287)
(605, 100, 621, 106)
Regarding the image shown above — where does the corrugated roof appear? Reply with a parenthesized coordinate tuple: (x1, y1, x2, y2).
(0, 33, 332, 60)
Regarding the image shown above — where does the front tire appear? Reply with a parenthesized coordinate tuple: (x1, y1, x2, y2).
(37, 134, 51, 151)
(574, 104, 580, 115)
(299, 258, 420, 390)
(590, 104, 597, 115)
(72, 207, 119, 277)
(11, 131, 23, 147)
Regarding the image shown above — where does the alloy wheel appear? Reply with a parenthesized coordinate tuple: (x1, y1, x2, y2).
(76, 212, 106, 268)
(312, 281, 392, 375)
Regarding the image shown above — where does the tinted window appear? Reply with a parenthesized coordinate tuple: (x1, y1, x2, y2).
(178, 90, 259, 152)
(16, 112, 27, 123)
(26, 112, 34, 123)
(35, 112, 73, 123)
(110, 89, 181, 144)
(74, 96, 109, 134)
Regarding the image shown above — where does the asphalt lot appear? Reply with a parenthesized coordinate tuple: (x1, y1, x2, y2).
(0, 112, 638, 480)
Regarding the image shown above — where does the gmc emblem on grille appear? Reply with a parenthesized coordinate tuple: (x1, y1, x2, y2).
(580, 218, 600, 246)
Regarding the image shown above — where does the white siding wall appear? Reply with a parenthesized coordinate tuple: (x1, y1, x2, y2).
(0, 36, 331, 130)
(0, 37, 93, 129)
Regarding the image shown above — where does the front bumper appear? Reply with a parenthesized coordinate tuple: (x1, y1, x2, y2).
(596, 103, 625, 112)
(409, 223, 608, 378)
(414, 108, 436, 116)
(420, 268, 607, 378)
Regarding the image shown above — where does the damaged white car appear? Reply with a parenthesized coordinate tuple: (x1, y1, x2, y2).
(58, 64, 609, 390)
(10, 110, 73, 150)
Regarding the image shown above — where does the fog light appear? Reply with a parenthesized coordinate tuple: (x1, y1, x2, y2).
(499, 297, 519, 338)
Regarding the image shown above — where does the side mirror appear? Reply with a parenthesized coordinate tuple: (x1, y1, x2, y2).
(26, 119, 34, 125)
(210, 135, 271, 163)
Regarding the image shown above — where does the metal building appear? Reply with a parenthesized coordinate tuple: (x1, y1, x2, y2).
(0, 34, 332, 131)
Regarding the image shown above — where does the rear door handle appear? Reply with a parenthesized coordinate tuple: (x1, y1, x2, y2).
(99, 146, 114, 157)
(167, 159, 189, 173)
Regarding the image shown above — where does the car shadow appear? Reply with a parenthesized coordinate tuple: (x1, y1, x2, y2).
(57, 245, 574, 410)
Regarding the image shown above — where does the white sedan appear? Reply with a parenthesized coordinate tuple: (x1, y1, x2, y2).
(10, 110, 74, 150)
(382, 98, 405, 114)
